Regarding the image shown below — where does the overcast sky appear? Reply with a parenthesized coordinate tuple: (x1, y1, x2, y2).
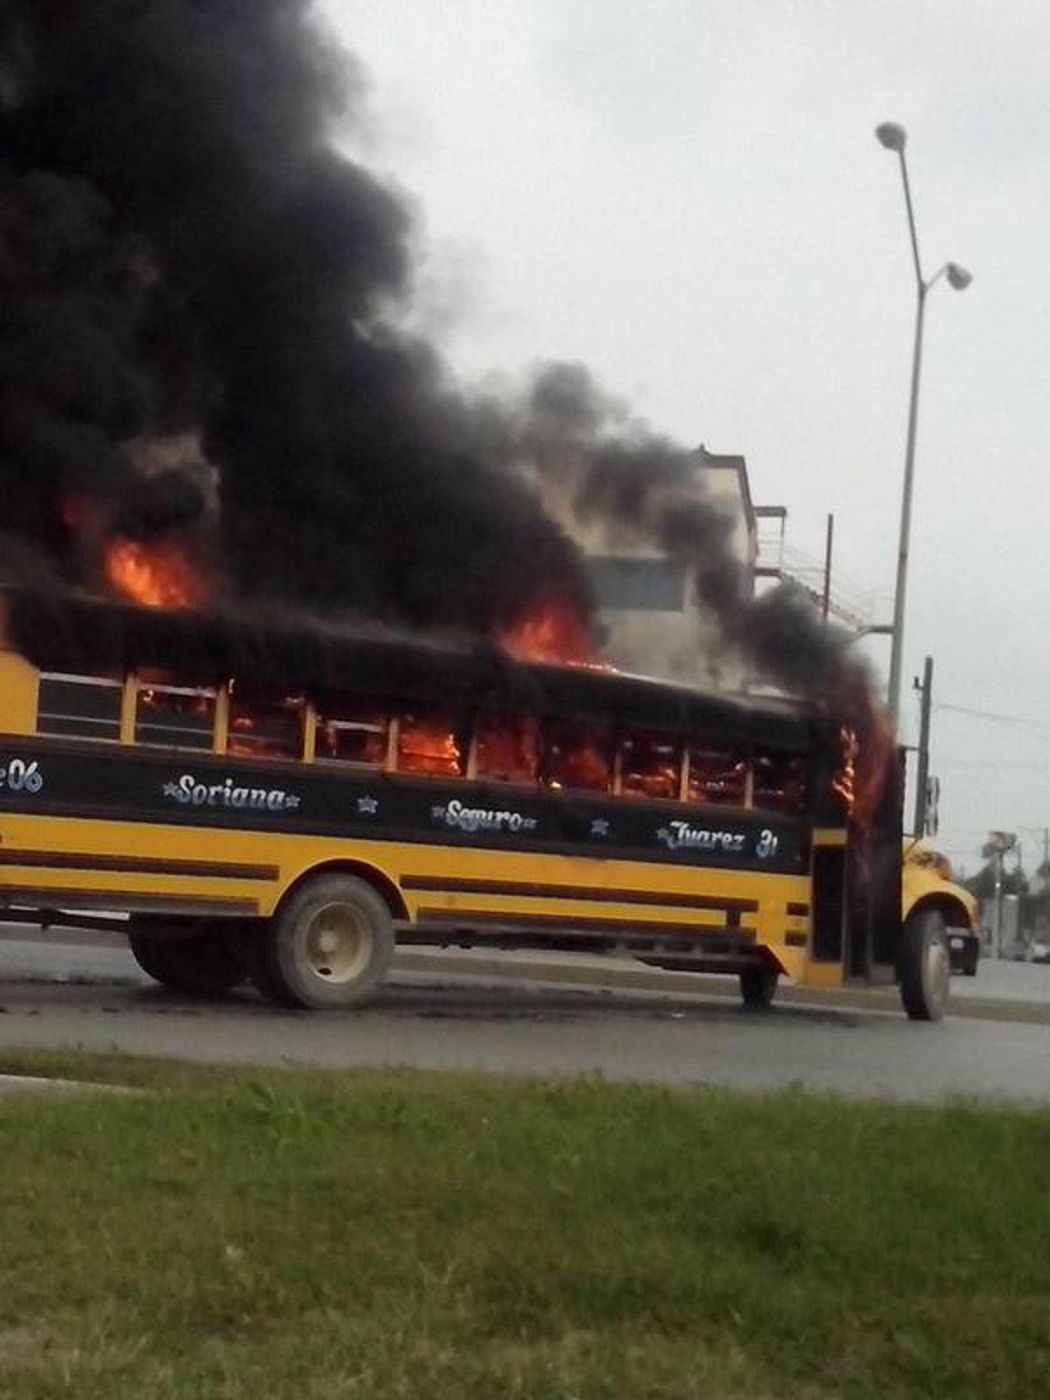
(323, 0, 1050, 874)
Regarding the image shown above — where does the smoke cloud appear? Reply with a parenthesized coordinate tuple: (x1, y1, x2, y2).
(522, 362, 878, 710)
(0, 0, 886, 778)
(0, 0, 589, 629)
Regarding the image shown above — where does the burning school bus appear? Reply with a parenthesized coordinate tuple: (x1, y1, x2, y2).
(0, 587, 975, 1020)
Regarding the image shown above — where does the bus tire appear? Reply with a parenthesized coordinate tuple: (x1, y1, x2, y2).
(899, 907, 950, 1022)
(257, 873, 395, 1010)
(739, 964, 778, 1009)
(128, 920, 245, 996)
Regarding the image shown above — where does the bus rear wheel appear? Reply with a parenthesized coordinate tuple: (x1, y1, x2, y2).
(739, 964, 778, 1009)
(128, 919, 245, 996)
(899, 907, 950, 1022)
(256, 873, 395, 1010)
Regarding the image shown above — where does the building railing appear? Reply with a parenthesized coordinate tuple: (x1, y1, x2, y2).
(755, 536, 875, 634)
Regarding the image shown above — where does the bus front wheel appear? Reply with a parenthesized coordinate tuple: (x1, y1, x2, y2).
(739, 964, 778, 1009)
(128, 919, 245, 996)
(899, 908, 950, 1022)
(257, 873, 395, 1010)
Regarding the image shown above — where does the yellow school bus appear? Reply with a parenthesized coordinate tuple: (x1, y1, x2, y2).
(0, 586, 975, 1018)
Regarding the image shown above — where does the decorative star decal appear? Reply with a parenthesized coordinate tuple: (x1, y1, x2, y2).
(590, 819, 610, 838)
(356, 795, 379, 816)
(431, 804, 447, 820)
(162, 782, 180, 798)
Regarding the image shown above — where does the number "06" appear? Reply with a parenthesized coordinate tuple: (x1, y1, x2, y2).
(0, 759, 44, 794)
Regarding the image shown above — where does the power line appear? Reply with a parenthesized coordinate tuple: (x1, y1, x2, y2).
(936, 760, 1040, 771)
(933, 701, 1050, 732)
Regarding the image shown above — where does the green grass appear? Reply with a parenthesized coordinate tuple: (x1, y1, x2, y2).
(0, 1052, 1048, 1398)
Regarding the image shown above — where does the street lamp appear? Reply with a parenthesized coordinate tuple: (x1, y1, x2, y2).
(876, 121, 971, 726)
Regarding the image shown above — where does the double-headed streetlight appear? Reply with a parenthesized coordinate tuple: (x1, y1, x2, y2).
(875, 120, 971, 726)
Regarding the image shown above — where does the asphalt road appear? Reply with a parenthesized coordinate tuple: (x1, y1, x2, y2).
(1, 921, 1048, 1103)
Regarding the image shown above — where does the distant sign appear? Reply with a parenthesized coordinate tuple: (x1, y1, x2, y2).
(982, 830, 1016, 858)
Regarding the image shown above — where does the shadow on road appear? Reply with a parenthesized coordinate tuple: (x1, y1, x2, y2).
(0, 973, 868, 1031)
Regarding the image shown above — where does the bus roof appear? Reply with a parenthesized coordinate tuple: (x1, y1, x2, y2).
(2, 586, 819, 749)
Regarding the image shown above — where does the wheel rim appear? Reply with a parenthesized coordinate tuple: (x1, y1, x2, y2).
(299, 902, 373, 985)
(924, 928, 950, 1011)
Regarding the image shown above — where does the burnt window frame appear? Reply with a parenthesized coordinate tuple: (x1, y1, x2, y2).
(471, 709, 542, 788)
(312, 693, 390, 770)
(36, 671, 125, 745)
(226, 682, 307, 763)
(615, 727, 683, 802)
(540, 716, 615, 795)
(683, 739, 750, 810)
(132, 679, 219, 753)
(750, 746, 811, 816)
(394, 702, 467, 779)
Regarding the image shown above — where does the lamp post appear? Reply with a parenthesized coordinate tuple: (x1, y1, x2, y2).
(875, 121, 971, 726)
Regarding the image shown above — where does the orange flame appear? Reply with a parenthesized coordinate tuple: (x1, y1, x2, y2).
(104, 537, 208, 610)
(399, 717, 461, 776)
(830, 697, 896, 834)
(499, 598, 593, 666)
(831, 725, 859, 815)
(854, 703, 896, 830)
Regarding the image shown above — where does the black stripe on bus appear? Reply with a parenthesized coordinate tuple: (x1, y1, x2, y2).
(787, 902, 810, 917)
(785, 932, 808, 947)
(0, 888, 259, 916)
(0, 795, 805, 876)
(400, 874, 758, 920)
(0, 849, 279, 881)
(414, 906, 755, 941)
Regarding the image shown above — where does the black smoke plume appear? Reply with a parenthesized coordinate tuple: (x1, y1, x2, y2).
(524, 363, 873, 698)
(0, 0, 889, 785)
(519, 363, 891, 813)
(0, 0, 589, 629)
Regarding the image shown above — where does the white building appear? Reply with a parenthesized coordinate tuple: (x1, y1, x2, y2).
(542, 446, 762, 690)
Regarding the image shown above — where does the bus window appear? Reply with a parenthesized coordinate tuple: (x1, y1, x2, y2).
(752, 750, 808, 814)
(398, 707, 462, 776)
(228, 686, 304, 759)
(620, 730, 680, 800)
(135, 683, 216, 751)
(315, 697, 387, 766)
(37, 673, 123, 743)
(543, 719, 612, 793)
(475, 713, 540, 784)
(686, 743, 746, 806)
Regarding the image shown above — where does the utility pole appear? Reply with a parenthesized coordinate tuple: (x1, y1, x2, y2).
(994, 850, 1004, 958)
(875, 122, 972, 725)
(912, 656, 933, 837)
(821, 513, 834, 622)
(983, 830, 1018, 959)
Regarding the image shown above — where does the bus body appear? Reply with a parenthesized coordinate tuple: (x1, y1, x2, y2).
(902, 842, 979, 976)
(0, 588, 976, 1018)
